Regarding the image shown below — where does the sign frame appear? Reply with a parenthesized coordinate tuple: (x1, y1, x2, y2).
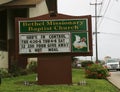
(15, 14, 93, 57)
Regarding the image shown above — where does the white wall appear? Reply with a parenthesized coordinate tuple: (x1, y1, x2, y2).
(0, 0, 48, 69)
(0, 51, 8, 69)
(28, 0, 48, 65)
(29, 0, 49, 18)
(0, 0, 13, 69)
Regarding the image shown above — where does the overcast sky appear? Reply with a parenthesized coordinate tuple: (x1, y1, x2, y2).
(58, 0, 120, 60)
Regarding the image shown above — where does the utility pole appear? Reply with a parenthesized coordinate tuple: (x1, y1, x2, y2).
(90, 0, 102, 62)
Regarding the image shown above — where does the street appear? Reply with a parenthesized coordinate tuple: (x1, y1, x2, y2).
(107, 71, 120, 90)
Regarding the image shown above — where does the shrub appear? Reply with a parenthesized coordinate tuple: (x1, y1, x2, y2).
(85, 63, 110, 79)
(81, 61, 94, 67)
(9, 61, 28, 77)
(0, 68, 11, 78)
(26, 61, 37, 73)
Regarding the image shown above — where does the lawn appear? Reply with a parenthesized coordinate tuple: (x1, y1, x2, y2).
(0, 69, 119, 92)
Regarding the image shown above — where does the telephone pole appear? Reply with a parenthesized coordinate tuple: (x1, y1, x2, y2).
(90, 0, 102, 62)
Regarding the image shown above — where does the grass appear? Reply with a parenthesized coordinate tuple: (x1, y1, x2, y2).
(0, 69, 119, 92)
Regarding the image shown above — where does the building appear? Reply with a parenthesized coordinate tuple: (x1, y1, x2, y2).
(104, 56, 111, 63)
(0, 0, 13, 5)
(0, 0, 57, 69)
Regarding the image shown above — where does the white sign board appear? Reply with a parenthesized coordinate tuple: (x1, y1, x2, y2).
(19, 32, 71, 54)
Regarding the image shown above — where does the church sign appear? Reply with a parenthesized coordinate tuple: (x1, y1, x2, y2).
(19, 19, 87, 32)
(19, 32, 71, 54)
(16, 14, 92, 56)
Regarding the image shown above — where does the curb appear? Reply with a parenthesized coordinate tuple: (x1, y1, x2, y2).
(107, 77, 120, 91)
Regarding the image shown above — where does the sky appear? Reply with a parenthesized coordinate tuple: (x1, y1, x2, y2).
(57, 0, 120, 60)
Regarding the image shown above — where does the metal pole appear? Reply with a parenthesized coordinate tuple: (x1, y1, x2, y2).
(90, 0, 102, 62)
(95, 0, 98, 62)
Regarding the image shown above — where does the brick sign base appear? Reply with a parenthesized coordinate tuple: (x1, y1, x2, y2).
(38, 54, 72, 85)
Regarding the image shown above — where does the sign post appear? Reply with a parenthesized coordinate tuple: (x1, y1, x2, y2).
(15, 14, 92, 85)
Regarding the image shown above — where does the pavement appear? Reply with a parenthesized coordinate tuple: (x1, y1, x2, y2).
(107, 71, 120, 90)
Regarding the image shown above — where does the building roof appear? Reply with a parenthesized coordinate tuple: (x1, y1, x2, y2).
(0, 0, 42, 9)
(0, 0, 13, 5)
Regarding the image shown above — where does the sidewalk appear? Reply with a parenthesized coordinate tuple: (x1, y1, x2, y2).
(107, 71, 120, 90)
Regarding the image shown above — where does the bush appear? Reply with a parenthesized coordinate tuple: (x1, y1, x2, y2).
(9, 61, 28, 77)
(81, 61, 94, 67)
(26, 61, 37, 73)
(9, 60, 37, 77)
(0, 68, 11, 78)
(85, 63, 110, 79)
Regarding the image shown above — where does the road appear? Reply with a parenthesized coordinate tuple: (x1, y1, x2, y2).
(107, 71, 120, 90)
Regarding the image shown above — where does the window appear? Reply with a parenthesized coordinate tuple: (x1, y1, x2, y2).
(0, 10, 7, 51)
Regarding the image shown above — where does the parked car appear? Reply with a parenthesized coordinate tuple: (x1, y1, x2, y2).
(105, 59, 120, 71)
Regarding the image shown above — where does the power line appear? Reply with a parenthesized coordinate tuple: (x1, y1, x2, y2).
(104, 16, 120, 23)
(101, 0, 112, 17)
(98, 0, 104, 21)
(97, 32, 120, 38)
(98, 0, 112, 29)
(100, 32, 120, 35)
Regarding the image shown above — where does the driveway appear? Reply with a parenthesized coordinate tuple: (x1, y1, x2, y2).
(107, 71, 120, 90)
